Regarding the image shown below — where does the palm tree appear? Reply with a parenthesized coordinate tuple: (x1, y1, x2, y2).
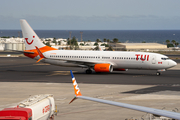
(171, 40, 176, 45)
(175, 42, 179, 47)
(96, 39, 100, 43)
(103, 38, 107, 42)
(166, 40, 170, 44)
(53, 38, 57, 45)
(113, 38, 118, 43)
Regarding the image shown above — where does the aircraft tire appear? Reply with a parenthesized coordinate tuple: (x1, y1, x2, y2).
(86, 69, 92, 74)
(156, 72, 161, 76)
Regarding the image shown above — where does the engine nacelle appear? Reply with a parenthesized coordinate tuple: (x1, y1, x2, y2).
(94, 64, 113, 73)
(113, 68, 128, 71)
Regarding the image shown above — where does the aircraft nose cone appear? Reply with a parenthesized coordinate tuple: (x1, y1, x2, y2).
(170, 60, 177, 67)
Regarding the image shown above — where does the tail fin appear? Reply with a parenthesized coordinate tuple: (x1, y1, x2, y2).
(70, 70, 82, 97)
(20, 19, 45, 50)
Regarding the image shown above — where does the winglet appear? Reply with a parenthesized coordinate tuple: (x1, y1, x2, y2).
(35, 46, 45, 63)
(69, 70, 82, 104)
(70, 70, 82, 96)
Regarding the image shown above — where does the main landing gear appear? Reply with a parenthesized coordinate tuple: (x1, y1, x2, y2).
(86, 69, 92, 74)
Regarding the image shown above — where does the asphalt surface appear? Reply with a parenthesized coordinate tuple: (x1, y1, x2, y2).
(0, 57, 179, 85)
(1, 57, 180, 120)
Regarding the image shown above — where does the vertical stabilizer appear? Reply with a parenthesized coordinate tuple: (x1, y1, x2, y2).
(20, 19, 45, 50)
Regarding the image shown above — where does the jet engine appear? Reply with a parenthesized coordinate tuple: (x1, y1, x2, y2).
(94, 64, 113, 73)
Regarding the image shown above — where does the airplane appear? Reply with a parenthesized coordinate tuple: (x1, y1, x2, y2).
(69, 70, 180, 119)
(20, 19, 177, 75)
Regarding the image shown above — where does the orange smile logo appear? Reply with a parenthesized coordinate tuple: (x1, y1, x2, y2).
(25, 36, 35, 45)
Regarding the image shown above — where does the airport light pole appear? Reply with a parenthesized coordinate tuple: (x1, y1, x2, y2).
(80, 31, 83, 42)
(69, 31, 72, 49)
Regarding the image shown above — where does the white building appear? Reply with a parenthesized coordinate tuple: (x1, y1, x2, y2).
(0, 37, 25, 51)
(41, 38, 67, 45)
(0, 37, 24, 43)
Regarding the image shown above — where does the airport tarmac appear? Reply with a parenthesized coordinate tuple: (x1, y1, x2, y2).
(0, 57, 180, 120)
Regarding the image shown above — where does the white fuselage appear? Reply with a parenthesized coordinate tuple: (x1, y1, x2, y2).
(34, 50, 177, 70)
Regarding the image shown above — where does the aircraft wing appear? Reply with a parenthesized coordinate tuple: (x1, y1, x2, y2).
(5, 49, 34, 54)
(77, 96, 180, 119)
(63, 59, 113, 66)
(35, 47, 113, 66)
(69, 70, 180, 120)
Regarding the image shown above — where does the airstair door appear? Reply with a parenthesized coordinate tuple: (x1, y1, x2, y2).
(152, 55, 156, 64)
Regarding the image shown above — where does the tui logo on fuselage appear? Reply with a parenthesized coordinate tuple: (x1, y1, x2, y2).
(135, 54, 149, 61)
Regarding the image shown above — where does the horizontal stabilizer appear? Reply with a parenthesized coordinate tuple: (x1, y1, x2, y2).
(5, 49, 34, 54)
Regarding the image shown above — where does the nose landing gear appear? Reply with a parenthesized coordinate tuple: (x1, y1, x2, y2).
(156, 69, 165, 76)
(156, 72, 161, 76)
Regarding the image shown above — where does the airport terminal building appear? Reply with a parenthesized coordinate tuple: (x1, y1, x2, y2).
(108, 43, 168, 51)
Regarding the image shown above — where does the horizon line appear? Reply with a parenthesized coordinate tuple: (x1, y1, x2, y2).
(1, 29, 180, 31)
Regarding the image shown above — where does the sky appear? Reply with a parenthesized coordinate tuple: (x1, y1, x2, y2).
(0, 0, 180, 30)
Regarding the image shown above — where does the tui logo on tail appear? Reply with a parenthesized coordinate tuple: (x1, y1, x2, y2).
(25, 36, 35, 45)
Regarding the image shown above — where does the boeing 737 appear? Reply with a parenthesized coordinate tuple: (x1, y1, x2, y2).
(69, 70, 180, 119)
(20, 19, 177, 75)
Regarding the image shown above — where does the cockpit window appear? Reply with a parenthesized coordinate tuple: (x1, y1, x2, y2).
(161, 58, 170, 60)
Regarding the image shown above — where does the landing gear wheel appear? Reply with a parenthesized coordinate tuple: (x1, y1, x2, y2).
(86, 69, 92, 74)
(156, 72, 161, 76)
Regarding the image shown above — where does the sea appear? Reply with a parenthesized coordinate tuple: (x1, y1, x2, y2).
(0, 30, 180, 44)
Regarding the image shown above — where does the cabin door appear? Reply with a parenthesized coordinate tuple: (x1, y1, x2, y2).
(152, 55, 156, 64)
